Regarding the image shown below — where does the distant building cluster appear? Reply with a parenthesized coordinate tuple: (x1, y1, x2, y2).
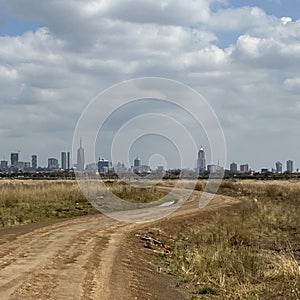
(196, 147, 224, 175)
(0, 141, 298, 177)
(195, 147, 297, 176)
(0, 150, 71, 173)
(95, 156, 154, 176)
(228, 160, 296, 175)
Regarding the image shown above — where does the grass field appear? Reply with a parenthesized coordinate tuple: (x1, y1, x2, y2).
(0, 180, 93, 227)
(0, 179, 166, 227)
(1, 179, 299, 299)
(149, 180, 300, 299)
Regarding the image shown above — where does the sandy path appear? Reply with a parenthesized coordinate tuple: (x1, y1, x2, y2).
(0, 190, 237, 299)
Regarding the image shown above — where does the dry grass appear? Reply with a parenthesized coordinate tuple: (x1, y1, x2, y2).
(0, 180, 95, 227)
(105, 180, 167, 203)
(0, 179, 168, 228)
(1, 179, 299, 298)
(151, 180, 300, 299)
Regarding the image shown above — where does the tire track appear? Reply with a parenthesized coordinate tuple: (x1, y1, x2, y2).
(0, 215, 119, 299)
(0, 190, 238, 300)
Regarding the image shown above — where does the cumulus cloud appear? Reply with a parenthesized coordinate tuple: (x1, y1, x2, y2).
(209, 6, 272, 31)
(2, 0, 217, 27)
(0, 0, 299, 169)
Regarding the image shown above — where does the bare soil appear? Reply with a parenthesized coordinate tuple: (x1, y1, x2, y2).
(0, 190, 237, 299)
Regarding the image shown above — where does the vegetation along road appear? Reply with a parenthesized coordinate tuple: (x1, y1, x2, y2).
(0, 180, 299, 299)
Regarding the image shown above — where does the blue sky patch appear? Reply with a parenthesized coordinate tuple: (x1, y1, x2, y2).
(0, 14, 42, 36)
(213, 0, 300, 20)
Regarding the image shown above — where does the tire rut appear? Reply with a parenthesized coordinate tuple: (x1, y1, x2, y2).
(0, 191, 238, 300)
(0, 215, 123, 299)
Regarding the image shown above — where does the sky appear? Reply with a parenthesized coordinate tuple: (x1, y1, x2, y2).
(0, 0, 300, 171)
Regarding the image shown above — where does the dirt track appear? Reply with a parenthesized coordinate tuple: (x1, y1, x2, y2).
(0, 190, 237, 300)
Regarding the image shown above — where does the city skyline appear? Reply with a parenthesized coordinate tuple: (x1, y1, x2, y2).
(0, 141, 299, 173)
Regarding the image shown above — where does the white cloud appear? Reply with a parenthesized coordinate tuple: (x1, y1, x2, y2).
(281, 17, 292, 25)
(98, 0, 212, 25)
(0, 64, 19, 80)
(0, 1, 300, 168)
(209, 6, 271, 31)
(284, 77, 300, 93)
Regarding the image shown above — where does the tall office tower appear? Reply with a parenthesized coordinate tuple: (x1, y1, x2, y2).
(134, 157, 141, 168)
(275, 161, 283, 173)
(10, 153, 19, 167)
(0, 160, 8, 171)
(61, 152, 67, 170)
(67, 152, 70, 170)
(230, 161, 238, 173)
(240, 164, 249, 173)
(98, 158, 109, 173)
(197, 147, 206, 174)
(48, 158, 59, 170)
(77, 138, 85, 171)
(32, 155, 38, 169)
(287, 160, 293, 173)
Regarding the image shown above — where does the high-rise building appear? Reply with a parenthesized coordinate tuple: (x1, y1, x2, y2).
(240, 164, 249, 173)
(77, 138, 85, 171)
(10, 153, 19, 167)
(287, 160, 293, 173)
(48, 158, 59, 170)
(197, 147, 206, 174)
(0, 160, 8, 171)
(134, 157, 141, 168)
(230, 162, 238, 173)
(67, 152, 70, 170)
(98, 158, 109, 174)
(61, 152, 67, 170)
(275, 161, 283, 173)
(32, 155, 38, 169)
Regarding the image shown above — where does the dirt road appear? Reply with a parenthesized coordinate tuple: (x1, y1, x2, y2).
(0, 190, 237, 300)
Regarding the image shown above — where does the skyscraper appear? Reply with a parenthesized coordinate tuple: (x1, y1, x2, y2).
(32, 155, 38, 169)
(133, 157, 141, 172)
(240, 164, 249, 173)
(0, 160, 8, 171)
(61, 152, 67, 170)
(230, 162, 238, 173)
(197, 147, 206, 174)
(275, 161, 283, 173)
(287, 160, 293, 173)
(77, 138, 85, 171)
(67, 152, 70, 170)
(48, 158, 59, 170)
(134, 157, 141, 168)
(10, 153, 19, 167)
(98, 158, 109, 174)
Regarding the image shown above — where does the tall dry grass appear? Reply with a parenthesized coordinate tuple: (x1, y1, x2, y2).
(0, 180, 95, 227)
(0, 179, 168, 228)
(105, 180, 166, 203)
(154, 180, 300, 299)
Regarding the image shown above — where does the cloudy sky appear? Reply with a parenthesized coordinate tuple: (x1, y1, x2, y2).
(0, 0, 300, 171)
